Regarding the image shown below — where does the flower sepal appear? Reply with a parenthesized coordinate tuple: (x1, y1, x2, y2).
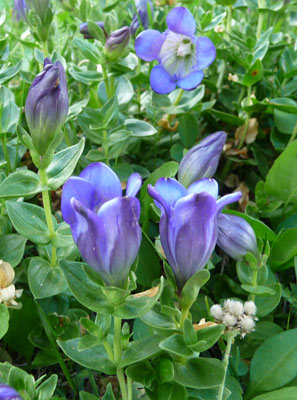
(180, 269, 210, 311)
(61, 259, 164, 319)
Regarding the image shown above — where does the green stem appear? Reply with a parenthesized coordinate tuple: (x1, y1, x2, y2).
(127, 376, 133, 400)
(250, 269, 258, 302)
(39, 168, 57, 267)
(36, 301, 78, 396)
(180, 305, 190, 329)
(287, 121, 297, 148)
(103, 129, 109, 164)
(1, 134, 11, 174)
(102, 65, 111, 99)
(174, 89, 184, 106)
(226, 5, 232, 34)
(256, 0, 266, 40)
(114, 317, 128, 400)
(103, 339, 114, 362)
(238, 86, 252, 149)
(217, 332, 237, 400)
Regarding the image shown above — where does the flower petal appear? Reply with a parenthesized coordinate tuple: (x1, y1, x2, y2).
(195, 37, 216, 70)
(80, 162, 122, 208)
(97, 197, 142, 287)
(135, 29, 164, 61)
(216, 191, 242, 214)
(126, 172, 142, 197)
(61, 177, 96, 229)
(166, 7, 196, 36)
(173, 192, 218, 288)
(177, 70, 204, 91)
(150, 64, 176, 94)
(154, 178, 188, 211)
(188, 178, 219, 199)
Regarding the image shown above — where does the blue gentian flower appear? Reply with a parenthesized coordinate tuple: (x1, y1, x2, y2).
(25, 58, 69, 156)
(13, 0, 28, 21)
(0, 384, 23, 399)
(131, 0, 154, 35)
(135, 6, 216, 94)
(217, 214, 258, 261)
(148, 177, 241, 288)
(61, 162, 142, 288)
(178, 131, 227, 187)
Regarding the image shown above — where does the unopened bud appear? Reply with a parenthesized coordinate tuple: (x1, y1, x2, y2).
(80, 21, 106, 39)
(104, 26, 131, 61)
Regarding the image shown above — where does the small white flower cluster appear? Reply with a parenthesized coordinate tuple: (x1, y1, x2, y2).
(210, 299, 257, 337)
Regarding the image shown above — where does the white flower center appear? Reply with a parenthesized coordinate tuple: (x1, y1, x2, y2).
(159, 31, 197, 79)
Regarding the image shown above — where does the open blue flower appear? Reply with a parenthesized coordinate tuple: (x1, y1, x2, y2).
(61, 162, 142, 288)
(148, 177, 241, 288)
(0, 384, 23, 399)
(135, 7, 216, 94)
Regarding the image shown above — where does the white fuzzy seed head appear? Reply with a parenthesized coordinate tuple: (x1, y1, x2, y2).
(222, 313, 237, 328)
(223, 299, 234, 313)
(240, 316, 255, 333)
(244, 301, 257, 316)
(229, 301, 244, 317)
(210, 304, 224, 321)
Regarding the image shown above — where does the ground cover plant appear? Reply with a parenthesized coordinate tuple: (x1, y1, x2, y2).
(0, 0, 297, 398)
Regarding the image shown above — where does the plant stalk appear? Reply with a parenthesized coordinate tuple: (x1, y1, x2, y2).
(113, 317, 128, 400)
(217, 332, 237, 400)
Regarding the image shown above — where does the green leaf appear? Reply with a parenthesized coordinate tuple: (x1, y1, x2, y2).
(141, 306, 177, 332)
(269, 228, 297, 270)
(59, 260, 113, 315)
(0, 234, 27, 267)
(120, 334, 163, 368)
(80, 392, 99, 400)
(77, 334, 102, 351)
(125, 361, 155, 384)
(190, 324, 225, 353)
(246, 329, 297, 399)
(140, 161, 179, 232)
(102, 383, 116, 400)
(46, 138, 85, 190)
(178, 114, 199, 148)
(210, 109, 245, 126)
(254, 283, 282, 317)
(36, 374, 58, 400)
(73, 37, 102, 64)
(251, 387, 297, 400)
(136, 233, 161, 287)
(58, 338, 115, 374)
(6, 201, 55, 244)
(243, 59, 263, 86)
(0, 170, 41, 199)
(183, 319, 197, 346)
(160, 334, 194, 357)
(8, 366, 35, 400)
(124, 118, 157, 137)
(157, 358, 174, 383)
(98, 76, 134, 109)
(174, 358, 225, 389)
(28, 257, 67, 299)
(0, 61, 22, 84)
(181, 269, 210, 310)
(241, 284, 275, 295)
(0, 304, 9, 339)
(266, 140, 297, 203)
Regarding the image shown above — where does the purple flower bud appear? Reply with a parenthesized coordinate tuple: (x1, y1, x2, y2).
(61, 163, 142, 288)
(26, 0, 49, 20)
(104, 26, 131, 62)
(13, 0, 28, 21)
(178, 131, 227, 187)
(0, 384, 23, 400)
(217, 214, 258, 261)
(25, 58, 69, 156)
(148, 177, 241, 289)
(131, 0, 154, 35)
(80, 22, 106, 39)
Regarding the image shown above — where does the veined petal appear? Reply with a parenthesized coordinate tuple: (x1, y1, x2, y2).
(166, 7, 196, 36)
(135, 29, 164, 61)
(154, 178, 188, 210)
(188, 178, 219, 199)
(70, 198, 106, 276)
(177, 70, 204, 90)
(80, 162, 122, 208)
(216, 191, 242, 214)
(97, 197, 142, 287)
(126, 172, 142, 197)
(61, 177, 95, 227)
(173, 192, 218, 288)
(150, 64, 176, 94)
(195, 36, 216, 70)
